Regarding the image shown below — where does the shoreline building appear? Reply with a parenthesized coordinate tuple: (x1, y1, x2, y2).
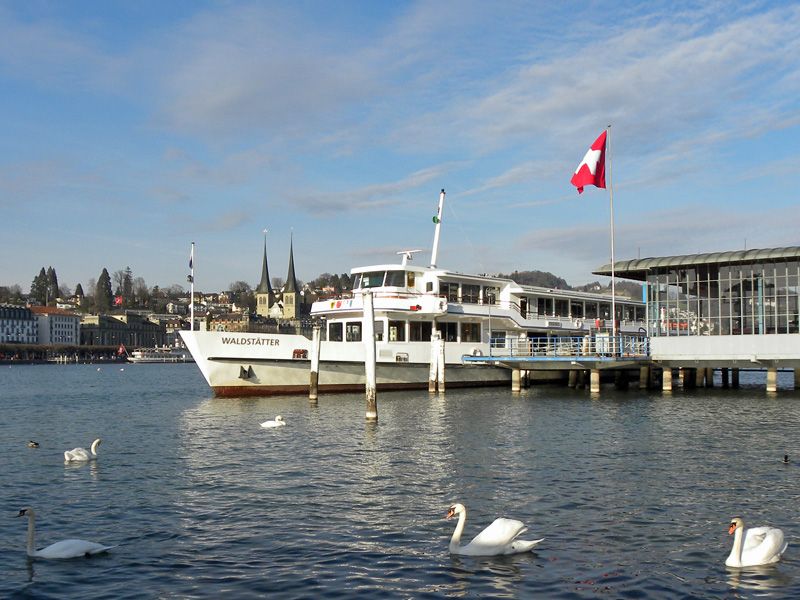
(595, 246, 800, 390)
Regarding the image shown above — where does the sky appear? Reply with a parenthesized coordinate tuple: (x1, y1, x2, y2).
(2, 1, 800, 295)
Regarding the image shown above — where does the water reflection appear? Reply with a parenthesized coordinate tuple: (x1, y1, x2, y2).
(726, 564, 794, 591)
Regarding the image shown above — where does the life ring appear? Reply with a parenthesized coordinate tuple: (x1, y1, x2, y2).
(438, 299, 448, 312)
(574, 319, 583, 329)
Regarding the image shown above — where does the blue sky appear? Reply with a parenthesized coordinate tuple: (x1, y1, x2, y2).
(2, 1, 800, 294)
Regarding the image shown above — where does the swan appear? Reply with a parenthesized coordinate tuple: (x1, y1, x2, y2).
(446, 503, 544, 556)
(726, 517, 787, 567)
(64, 439, 101, 462)
(28, 441, 39, 448)
(260, 416, 286, 428)
(15, 507, 115, 559)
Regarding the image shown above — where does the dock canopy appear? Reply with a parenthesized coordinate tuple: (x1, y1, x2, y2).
(594, 246, 800, 281)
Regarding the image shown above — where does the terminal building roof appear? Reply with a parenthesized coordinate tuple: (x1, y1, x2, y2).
(594, 246, 800, 281)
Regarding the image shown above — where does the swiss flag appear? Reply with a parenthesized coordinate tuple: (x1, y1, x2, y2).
(117, 344, 125, 356)
(570, 131, 607, 194)
(114, 296, 123, 305)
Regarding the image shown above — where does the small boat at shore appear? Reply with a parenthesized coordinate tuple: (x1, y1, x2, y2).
(127, 347, 194, 364)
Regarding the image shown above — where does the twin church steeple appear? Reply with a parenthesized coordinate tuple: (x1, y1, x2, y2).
(255, 231, 302, 319)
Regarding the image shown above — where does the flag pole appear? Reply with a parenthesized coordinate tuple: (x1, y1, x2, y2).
(189, 241, 195, 332)
(607, 125, 616, 334)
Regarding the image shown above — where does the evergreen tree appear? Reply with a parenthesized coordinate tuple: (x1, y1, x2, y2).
(75, 283, 84, 297)
(30, 268, 48, 304)
(96, 268, 114, 312)
(46, 266, 59, 304)
(122, 266, 133, 306)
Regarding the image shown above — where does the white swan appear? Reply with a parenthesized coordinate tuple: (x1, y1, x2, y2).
(16, 507, 115, 559)
(726, 517, 787, 567)
(446, 503, 544, 556)
(64, 439, 101, 462)
(260, 416, 286, 428)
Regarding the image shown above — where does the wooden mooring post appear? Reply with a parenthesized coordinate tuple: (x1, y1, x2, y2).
(363, 291, 378, 421)
(428, 331, 445, 393)
(309, 324, 321, 405)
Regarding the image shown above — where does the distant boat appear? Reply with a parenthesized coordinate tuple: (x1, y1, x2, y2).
(127, 347, 194, 364)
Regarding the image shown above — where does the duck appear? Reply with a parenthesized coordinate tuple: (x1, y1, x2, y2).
(726, 517, 787, 567)
(446, 503, 544, 556)
(783, 455, 790, 464)
(28, 441, 39, 448)
(16, 507, 115, 559)
(64, 439, 101, 462)
(260, 416, 286, 428)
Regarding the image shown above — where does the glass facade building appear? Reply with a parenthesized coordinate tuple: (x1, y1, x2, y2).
(594, 248, 800, 338)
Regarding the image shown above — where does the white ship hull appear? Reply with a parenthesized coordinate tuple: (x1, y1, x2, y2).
(180, 330, 513, 397)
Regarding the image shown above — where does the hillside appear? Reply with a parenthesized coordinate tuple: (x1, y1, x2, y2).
(498, 270, 643, 300)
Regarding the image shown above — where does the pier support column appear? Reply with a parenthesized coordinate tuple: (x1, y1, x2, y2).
(590, 369, 601, 393)
(721, 368, 729, 388)
(639, 366, 650, 389)
(662, 367, 673, 392)
(578, 370, 586, 389)
(732, 368, 739, 388)
(615, 370, 629, 390)
(706, 368, 715, 388)
(512, 369, 521, 393)
(695, 367, 706, 388)
(568, 370, 578, 388)
(767, 367, 778, 393)
(794, 368, 800, 390)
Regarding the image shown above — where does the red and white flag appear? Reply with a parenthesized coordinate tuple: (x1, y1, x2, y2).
(570, 131, 607, 194)
(117, 344, 126, 356)
(114, 296, 123, 305)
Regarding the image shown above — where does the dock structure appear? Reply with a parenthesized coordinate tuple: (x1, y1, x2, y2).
(465, 245, 800, 394)
(463, 334, 650, 393)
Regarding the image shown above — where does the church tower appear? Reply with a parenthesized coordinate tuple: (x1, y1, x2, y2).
(282, 233, 301, 319)
(255, 231, 275, 318)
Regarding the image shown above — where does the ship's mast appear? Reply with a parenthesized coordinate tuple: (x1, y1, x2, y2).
(430, 189, 445, 268)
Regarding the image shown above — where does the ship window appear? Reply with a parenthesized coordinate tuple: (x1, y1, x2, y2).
(440, 282, 459, 302)
(346, 322, 362, 342)
(585, 302, 598, 318)
(407, 272, 416, 287)
(570, 301, 583, 318)
(389, 320, 405, 341)
(462, 322, 481, 342)
(351, 274, 362, 289)
(462, 284, 479, 304)
(329, 322, 343, 342)
(385, 271, 405, 287)
(438, 322, 457, 342)
(409, 321, 432, 341)
(555, 299, 569, 317)
(484, 287, 498, 305)
(361, 272, 385, 288)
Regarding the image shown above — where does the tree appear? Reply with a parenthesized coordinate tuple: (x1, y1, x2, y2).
(96, 268, 114, 312)
(30, 268, 48, 304)
(75, 283, 85, 298)
(46, 266, 58, 303)
(133, 277, 149, 307)
(122, 267, 133, 306)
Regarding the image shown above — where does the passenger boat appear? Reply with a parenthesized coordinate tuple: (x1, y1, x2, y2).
(181, 190, 645, 397)
(127, 346, 195, 363)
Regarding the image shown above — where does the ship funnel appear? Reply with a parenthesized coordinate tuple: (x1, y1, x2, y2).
(430, 189, 445, 268)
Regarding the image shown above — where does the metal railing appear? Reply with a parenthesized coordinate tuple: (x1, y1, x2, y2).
(488, 335, 650, 360)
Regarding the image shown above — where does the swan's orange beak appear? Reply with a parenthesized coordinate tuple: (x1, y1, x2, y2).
(446, 509, 455, 520)
(728, 523, 737, 535)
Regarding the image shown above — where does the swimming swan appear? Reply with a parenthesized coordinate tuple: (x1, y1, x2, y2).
(446, 503, 544, 556)
(726, 517, 787, 567)
(16, 507, 115, 559)
(64, 439, 101, 462)
(260, 416, 286, 428)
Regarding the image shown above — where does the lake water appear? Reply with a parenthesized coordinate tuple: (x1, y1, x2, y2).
(2, 363, 800, 599)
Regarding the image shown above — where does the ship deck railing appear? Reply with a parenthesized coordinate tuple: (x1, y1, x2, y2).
(472, 334, 650, 364)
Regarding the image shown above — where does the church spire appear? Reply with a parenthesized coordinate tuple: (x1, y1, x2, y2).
(255, 230, 275, 317)
(285, 232, 300, 294)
